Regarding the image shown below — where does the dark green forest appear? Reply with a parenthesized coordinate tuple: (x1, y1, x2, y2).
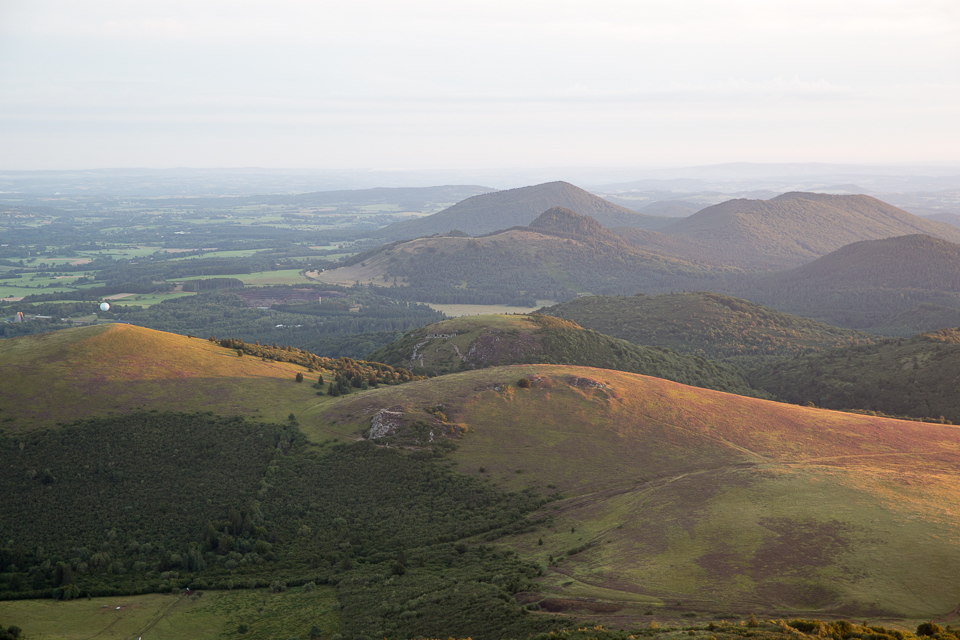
(749, 329, 960, 423)
(722, 235, 960, 335)
(112, 289, 444, 358)
(542, 293, 876, 364)
(367, 314, 766, 398)
(0, 412, 568, 640)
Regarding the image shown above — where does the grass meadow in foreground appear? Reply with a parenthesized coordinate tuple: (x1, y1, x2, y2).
(0, 586, 339, 640)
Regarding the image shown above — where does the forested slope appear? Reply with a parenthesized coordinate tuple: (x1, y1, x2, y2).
(750, 327, 960, 423)
(724, 234, 960, 334)
(541, 292, 874, 363)
(367, 313, 762, 397)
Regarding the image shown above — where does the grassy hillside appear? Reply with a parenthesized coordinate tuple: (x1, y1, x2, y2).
(376, 181, 668, 240)
(312, 210, 723, 305)
(0, 588, 340, 640)
(618, 193, 960, 269)
(366, 313, 760, 397)
(725, 235, 960, 334)
(0, 324, 412, 430)
(749, 328, 960, 424)
(541, 292, 875, 363)
(308, 365, 960, 619)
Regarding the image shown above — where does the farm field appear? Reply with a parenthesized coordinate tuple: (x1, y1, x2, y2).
(167, 249, 268, 261)
(0, 586, 340, 640)
(235, 269, 316, 286)
(0, 282, 87, 299)
(106, 291, 198, 307)
(424, 300, 556, 316)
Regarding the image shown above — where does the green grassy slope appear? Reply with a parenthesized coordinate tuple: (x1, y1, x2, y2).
(310, 365, 960, 619)
(376, 181, 667, 240)
(618, 193, 960, 269)
(725, 235, 960, 334)
(749, 328, 960, 423)
(366, 313, 761, 397)
(0, 588, 340, 640)
(541, 292, 875, 364)
(0, 324, 404, 430)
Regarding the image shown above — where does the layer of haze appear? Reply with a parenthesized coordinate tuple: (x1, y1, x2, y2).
(1, 0, 958, 170)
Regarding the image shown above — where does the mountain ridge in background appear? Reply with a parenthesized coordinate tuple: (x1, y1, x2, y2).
(311, 209, 717, 303)
(617, 192, 960, 269)
(374, 181, 669, 240)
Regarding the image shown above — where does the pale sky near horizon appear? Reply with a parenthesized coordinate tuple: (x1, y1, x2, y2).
(1, 1, 958, 170)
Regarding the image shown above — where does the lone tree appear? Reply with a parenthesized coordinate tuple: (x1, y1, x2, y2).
(295, 372, 304, 383)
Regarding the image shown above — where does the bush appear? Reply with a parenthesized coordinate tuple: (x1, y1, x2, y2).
(517, 378, 531, 388)
(917, 623, 943, 637)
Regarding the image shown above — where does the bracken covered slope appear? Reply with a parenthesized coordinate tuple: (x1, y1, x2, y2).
(307, 365, 960, 619)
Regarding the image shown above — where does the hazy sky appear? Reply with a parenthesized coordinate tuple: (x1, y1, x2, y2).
(1, 1, 958, 170)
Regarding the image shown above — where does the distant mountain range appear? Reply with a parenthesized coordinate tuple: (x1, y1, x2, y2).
(313, 207, 712, 304)
(616, 192, 960, 268)
(374, 181, 669, 240)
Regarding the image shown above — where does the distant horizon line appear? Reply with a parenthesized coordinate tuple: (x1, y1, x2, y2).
(3, 161, 960, 173)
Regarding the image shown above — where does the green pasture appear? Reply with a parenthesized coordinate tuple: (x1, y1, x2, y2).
(167, 249, 266, 261)
(0, 282, 81, 299)
(424, 300, 556, 317)
(0, 586, 340, 640)
(77, 246, 164, 259)
(235, 269, 315, 286)
(108, 291, 198, 307)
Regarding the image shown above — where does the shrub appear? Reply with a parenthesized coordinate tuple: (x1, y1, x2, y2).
(517, 378, 531, 388)
(917, 623, 942, 637)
